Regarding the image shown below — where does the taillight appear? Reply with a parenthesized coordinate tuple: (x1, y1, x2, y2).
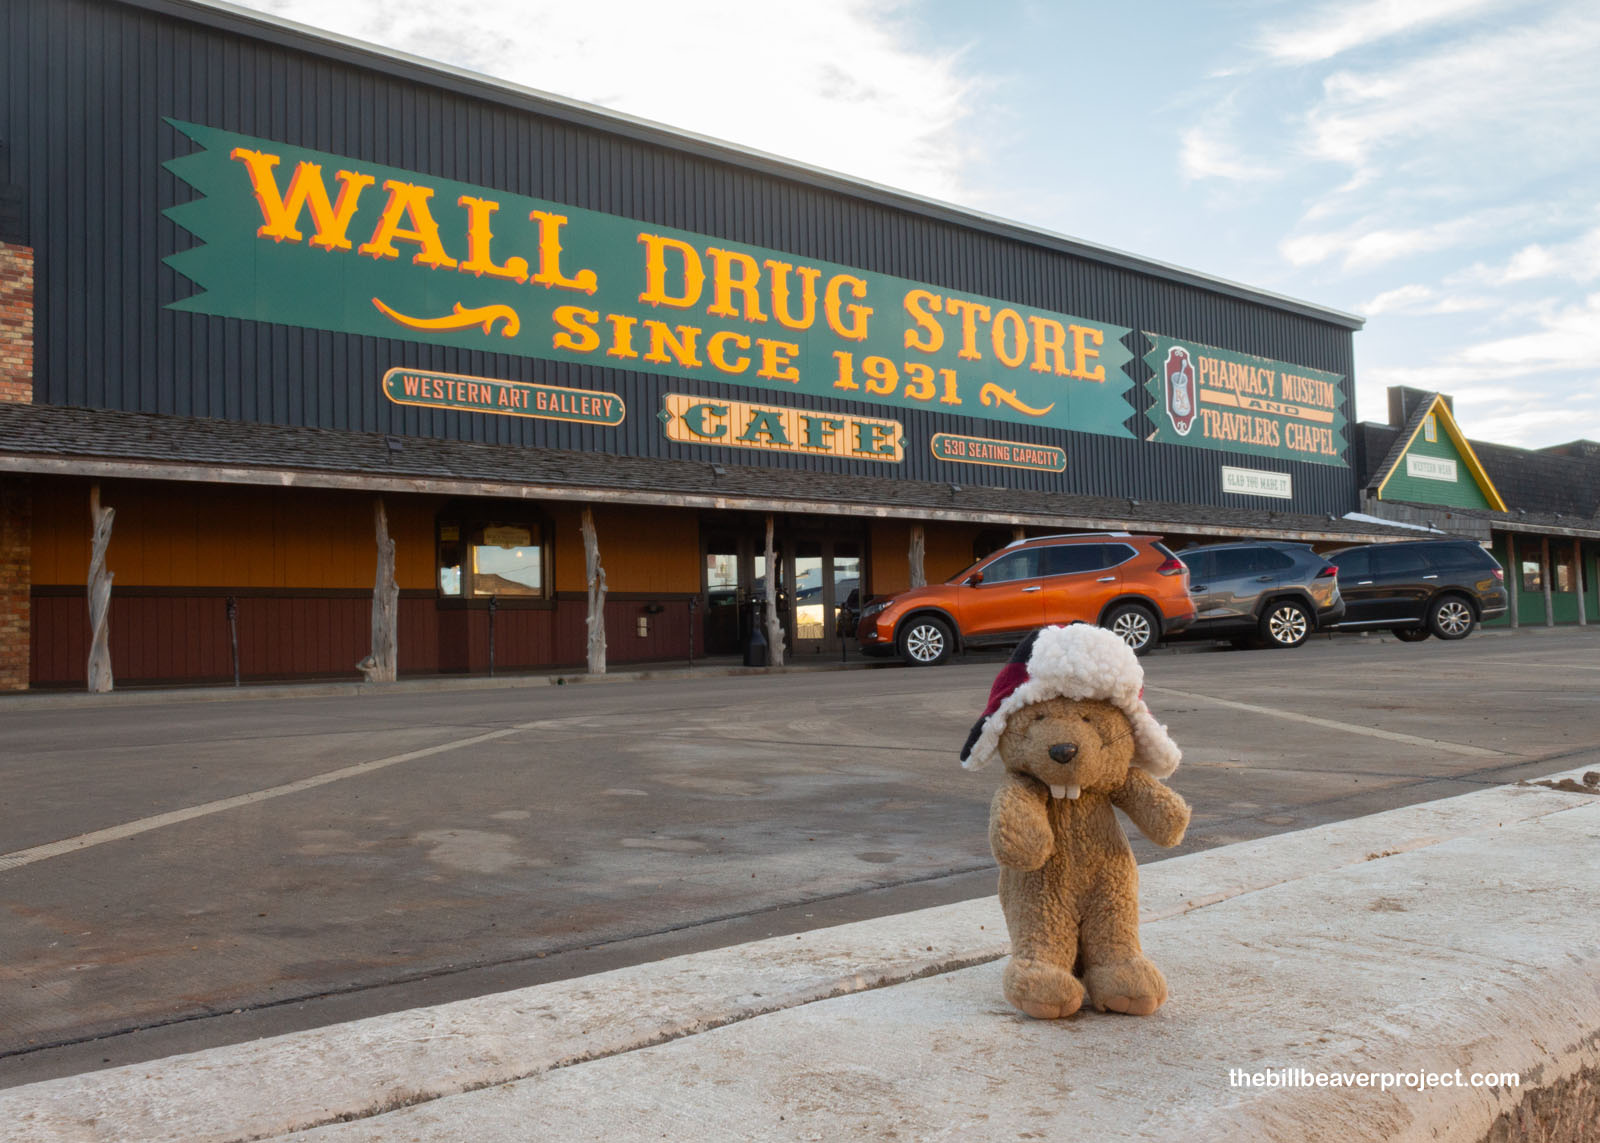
(1157, 557, 1185, 576)
(1316, 565, 1338, 578)
(1492, 568, 1504, 581)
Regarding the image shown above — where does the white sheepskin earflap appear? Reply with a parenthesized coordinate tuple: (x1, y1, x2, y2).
(960, 624, 1181, 776)
(1129, 702, 1181, 779)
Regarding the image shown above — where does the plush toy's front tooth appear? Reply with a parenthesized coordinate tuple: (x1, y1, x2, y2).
(1066, 785, 1081, 800)
(1049, 784, 1067, 800)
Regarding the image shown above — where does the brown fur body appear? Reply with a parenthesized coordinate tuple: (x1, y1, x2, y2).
(988, 697, 1190, 1018)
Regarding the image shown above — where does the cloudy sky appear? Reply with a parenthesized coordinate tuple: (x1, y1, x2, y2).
(237, 0, 1600, 449)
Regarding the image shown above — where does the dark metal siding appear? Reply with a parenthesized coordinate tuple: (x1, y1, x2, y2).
(7, 0, 1359, 514)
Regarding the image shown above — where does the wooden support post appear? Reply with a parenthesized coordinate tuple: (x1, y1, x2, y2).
(582, 506, 608, 675)
(1576, 539, 1588, 627)
(764, 514, 784, 668)
(1541, 536, 1554, 627)
(1505, 533, 1519, 628)
(909, 524, 926, 589)
(358, 497, 399, 683)
(87, 483, 114, 694)
(1012, 527, 1026, 543)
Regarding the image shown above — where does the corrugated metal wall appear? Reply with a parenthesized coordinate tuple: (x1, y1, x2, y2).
(5, 0, 1360, 514)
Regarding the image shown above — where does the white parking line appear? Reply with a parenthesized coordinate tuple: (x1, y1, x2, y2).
(0, 721, 557, 874)
(1147, 686, 1509, 758)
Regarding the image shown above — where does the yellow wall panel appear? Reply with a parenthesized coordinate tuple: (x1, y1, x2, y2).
(29, 480, 440, 590)
(551, 504, 699, 595)
(871, 521, 910, 595)
(32, 480, 91, 584)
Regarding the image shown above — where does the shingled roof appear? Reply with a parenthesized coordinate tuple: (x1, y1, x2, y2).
(0, 402, 1426, 543)
(1355, 409, 1600, 539)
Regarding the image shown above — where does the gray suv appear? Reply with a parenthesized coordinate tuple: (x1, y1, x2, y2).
(1171, 541, 1344, 649)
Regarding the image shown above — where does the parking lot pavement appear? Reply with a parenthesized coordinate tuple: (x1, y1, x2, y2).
(1, 626, 1596, 1086)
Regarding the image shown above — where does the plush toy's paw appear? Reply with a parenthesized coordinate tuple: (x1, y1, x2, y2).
(1084, 955, 1168, 1016)
(1003, 956, 1085, 1019)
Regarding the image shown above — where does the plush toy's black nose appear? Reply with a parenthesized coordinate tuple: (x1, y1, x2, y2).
(1048, 743, 1078, 764)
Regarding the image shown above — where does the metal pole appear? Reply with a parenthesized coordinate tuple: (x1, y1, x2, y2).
(488, 595, 498, 676)
(1576, 539, 1588, 627)
(1541, 537, 1554, 627)
(1506, 533, 1519, 629)
(226, 596, 239, 686)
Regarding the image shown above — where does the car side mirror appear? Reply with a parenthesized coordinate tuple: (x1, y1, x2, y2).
(965, 572, 984, 586)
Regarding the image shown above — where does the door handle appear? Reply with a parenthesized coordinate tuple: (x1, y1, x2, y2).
(1255, 575, 1272, 582)
(1190, 584, 1208, 592)
(1423, 574, 1438, 580)
(1096, 576, 1115, 583)
(1357, 580, 1373, 585)
(1021, 585, 1042, 592)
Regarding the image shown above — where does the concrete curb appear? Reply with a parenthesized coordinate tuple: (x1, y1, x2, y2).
(4, 765, 1597, 1142)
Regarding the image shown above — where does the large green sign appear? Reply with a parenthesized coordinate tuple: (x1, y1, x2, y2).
(164, 120, 1136, 437)
(1143, 334, 1347, 467)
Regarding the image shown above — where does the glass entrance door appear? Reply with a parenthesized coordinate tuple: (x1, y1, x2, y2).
(702, 523, 864, 658)
(788, 537, 863, 656)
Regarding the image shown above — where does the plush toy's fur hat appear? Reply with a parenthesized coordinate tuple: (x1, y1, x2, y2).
(959, 624, 1181, 778)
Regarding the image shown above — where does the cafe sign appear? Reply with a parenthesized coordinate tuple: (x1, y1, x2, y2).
(1143, 335, 1348, 467)
(164, 120, 1136, 438)
(660, 394, 903, 462)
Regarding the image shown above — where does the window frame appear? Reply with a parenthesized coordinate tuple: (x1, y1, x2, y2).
(435, 508, 555, 608)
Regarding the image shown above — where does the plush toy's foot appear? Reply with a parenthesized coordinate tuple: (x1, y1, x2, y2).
(1084, 955, 1168, 1016)
(1003, 956, 1085, 1019)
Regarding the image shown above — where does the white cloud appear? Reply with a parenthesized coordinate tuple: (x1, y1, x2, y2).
(1453, 224, 1600, 287)
(1179, 125, 1279, 182)
(236, 0, 983, 203)
(1256, 0, 1505, 65)
(1299, 9, 1600, 176)
(1360, 283, 1496, 315)
(1456, 292, 1600, 369)
(1281, 205, 1534, 270)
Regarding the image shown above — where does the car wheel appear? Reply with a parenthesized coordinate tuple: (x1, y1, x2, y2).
(1427, 595, 1476, 640)
(897, 616, 953, 666)
(1102, 604, 1158, 656)
(1392, 627, 1432, 642)
(1259, 599, 1311, 649)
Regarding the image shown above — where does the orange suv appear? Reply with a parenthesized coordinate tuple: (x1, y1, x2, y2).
(856, 532, 1195, 665)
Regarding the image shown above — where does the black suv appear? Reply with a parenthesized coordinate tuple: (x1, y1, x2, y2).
(1172, 541, 1344, 649)
(1325, 539, 1507, 641)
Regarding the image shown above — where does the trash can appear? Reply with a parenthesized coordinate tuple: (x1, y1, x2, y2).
(743, 600, 769, 667)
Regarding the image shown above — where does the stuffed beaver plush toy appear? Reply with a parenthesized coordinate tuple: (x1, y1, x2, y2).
(961, 624, 1190, 1019)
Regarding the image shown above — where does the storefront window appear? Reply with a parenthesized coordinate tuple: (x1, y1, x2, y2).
(438, 523, 463, 596)
(1521, 558, 1543, 592)
(470, 524, 542, 596)
(793, 543, 825, 641)
(1552, 548, 1576, 594)
(437, 517, 547, 598)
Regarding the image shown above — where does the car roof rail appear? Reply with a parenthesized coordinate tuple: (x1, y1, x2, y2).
(1005, 531, 1131, 548)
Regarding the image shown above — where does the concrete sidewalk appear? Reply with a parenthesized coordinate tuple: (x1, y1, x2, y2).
(4, 765, 1597, 1142)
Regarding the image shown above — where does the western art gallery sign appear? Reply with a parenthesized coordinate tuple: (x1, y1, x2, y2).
(164, 120, 1346, 467)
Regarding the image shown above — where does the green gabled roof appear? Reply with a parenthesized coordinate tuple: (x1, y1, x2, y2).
(1373, 394, 1507, 512)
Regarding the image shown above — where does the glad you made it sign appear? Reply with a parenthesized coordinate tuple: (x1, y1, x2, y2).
(162, 120, 1137, 438)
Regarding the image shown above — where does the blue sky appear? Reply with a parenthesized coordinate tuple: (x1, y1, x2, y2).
(238, 0, 1600, 449)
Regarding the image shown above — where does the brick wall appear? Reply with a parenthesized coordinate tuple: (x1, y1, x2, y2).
(0, 242, 32, 688)
(0, 241, 33, 404)
(0, 477, 29, 690)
